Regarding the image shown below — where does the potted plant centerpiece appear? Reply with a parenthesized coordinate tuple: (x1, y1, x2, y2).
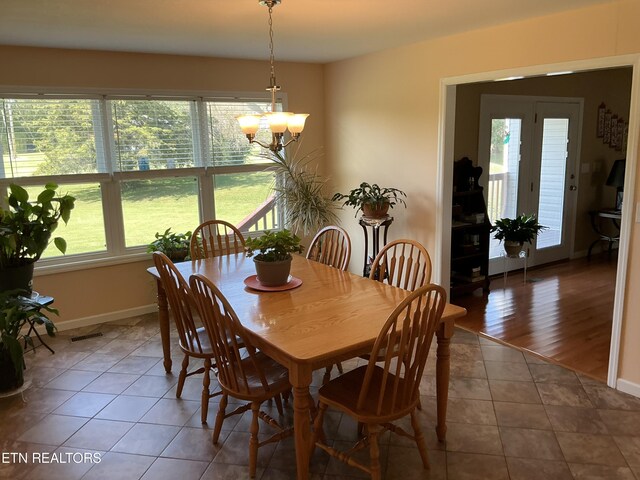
(491, 214, 547, 256)
(147, 228, 192, 262)
(0, 183, 75, 293)
(0, 290, 57, 392)
(332, 182, 407, 219)
(245, 230, 304, 287)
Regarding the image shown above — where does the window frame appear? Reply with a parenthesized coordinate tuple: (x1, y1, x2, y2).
(0, 88, 288, 273)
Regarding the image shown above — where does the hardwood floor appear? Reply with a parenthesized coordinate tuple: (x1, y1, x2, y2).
(454, 253, 617, 382)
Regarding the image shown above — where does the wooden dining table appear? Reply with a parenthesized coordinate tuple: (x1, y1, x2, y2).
(147, 253, 467, 480)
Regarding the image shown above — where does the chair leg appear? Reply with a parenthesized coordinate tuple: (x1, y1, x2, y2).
(176, 354, 189, 398)
(274, 392, 284, 416)
(249, 402, 260, 479)
(323, 365, 332, 386)
(201, 357, 211, 424)
(212, 393, 227, 444)
(336, 362, 344, 374)
(368, 424, 383, 480)
(357, 421, 364, 437)
(411, 410, 430, 469)
(312, 401, 328, 448)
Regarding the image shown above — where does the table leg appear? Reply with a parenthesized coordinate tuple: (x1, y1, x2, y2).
(156, 280, 172, 373)
(290, 365, 313, 480)
(435, 322, 453, 442)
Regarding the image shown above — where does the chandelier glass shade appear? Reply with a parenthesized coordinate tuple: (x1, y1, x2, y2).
(236, 0, 308, 153)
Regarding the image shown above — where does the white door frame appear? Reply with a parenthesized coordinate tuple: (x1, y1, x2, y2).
(435, 55, 640, 389)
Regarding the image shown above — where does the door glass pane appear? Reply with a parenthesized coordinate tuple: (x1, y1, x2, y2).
(213, 171, 279, 233)
(487, 118, 522, 259)
(537, 118, 569, 249)
(121, 177, 200, 247)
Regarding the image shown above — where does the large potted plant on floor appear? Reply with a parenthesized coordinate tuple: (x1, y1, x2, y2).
(0, 183, 75, 293)
(245, 230, 304, 286)
(491, 214, 546, 256)
(332, 182, 407, 219)
(0, 290, 57, 392)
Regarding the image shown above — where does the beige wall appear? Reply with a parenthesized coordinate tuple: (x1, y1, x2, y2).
(453, 68, 633, 254)
(324, 1, 640, 385)
(0, 45, 325, 324)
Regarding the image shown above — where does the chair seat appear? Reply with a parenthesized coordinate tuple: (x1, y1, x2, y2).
(179, 326, 214, 357)
(319, 365, 416, 421)
(220, 351, 290, 400)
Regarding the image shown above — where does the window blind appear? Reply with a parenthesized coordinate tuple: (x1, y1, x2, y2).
(0, 98, 102, 178)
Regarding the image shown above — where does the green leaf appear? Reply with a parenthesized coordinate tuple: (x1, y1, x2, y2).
(9, 184, 29, 203)
(44, 182, 59, 190)
(37, 189, 56, 203)
(53, 237, 67, 254)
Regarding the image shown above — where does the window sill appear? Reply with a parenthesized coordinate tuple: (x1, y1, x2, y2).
(35, 251, 152, 277)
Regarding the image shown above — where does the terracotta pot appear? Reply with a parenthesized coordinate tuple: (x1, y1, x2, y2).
(362, 202, 390, 218)
(0, 263, 35, 294)
(254, 257, 292, 287)
(504, 241, 524, 257)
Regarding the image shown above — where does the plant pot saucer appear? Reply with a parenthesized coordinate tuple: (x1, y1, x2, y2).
(0, 379, 32, 399)
(244, 275, 302, 292)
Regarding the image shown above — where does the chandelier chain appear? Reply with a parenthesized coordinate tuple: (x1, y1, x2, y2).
(268, 4, 276, 84)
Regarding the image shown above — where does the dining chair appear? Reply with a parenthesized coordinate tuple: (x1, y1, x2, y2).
(306, 225, 351, 271)
(312, 284, 447, 480)
(190, 219, 245, 260)
(189, 273, 293, 478)
(152, 252, 221, 424)
(306, 225, 352, 384)
(369, 238, 432, 290)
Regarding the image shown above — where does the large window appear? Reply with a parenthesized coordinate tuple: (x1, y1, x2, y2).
(0, 94, 283, 266)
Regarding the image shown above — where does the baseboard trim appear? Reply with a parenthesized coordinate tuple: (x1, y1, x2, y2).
(617, 379, 640, 398)
(47, 304, 157, 333)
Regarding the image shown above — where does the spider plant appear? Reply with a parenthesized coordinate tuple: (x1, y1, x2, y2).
(263, 144, 338, 236)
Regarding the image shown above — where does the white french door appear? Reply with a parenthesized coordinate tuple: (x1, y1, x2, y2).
(478, 95, 582, 275)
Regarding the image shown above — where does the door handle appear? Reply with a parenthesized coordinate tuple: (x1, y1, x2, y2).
(569, 185, 577, 191)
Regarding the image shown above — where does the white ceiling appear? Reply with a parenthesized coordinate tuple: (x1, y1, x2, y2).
(0, 0, 609, 63)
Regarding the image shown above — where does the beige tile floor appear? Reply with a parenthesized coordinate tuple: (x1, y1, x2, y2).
(2, 314, 640, 480)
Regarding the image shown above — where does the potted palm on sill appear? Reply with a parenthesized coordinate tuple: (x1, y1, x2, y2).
(491, 214, 546, 256)
(245, 230, 304, 287)
(0, 183, 75, 293)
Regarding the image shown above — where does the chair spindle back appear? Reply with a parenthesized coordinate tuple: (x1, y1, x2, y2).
(369, 239, 432, 291)
(152, 252, 206, 354)
(190, 220, 245, 260)
(189, 273, 271, 396)
(358, 284, 446, 415)
(306, 226, 351, 271)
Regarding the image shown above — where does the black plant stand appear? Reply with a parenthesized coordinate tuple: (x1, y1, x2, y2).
(22, 292, 55, 354)
(359, 215, 393, 277)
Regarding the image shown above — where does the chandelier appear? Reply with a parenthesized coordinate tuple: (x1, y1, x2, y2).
(236, 0, 309, 153)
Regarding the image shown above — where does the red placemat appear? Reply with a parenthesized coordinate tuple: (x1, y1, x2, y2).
(243, 275, 303, 292)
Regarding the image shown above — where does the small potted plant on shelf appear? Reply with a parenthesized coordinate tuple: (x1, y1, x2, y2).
(332, 182, 407, 218)
(147, 228, 192, 262)
(0, 183, 75, 293)
(245, 230, 304, 287)
(491, 214, 547, 256)
(0, 290, 57, 392)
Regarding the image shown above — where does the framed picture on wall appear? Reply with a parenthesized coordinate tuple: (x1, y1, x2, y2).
(616, 118, 625, 151)
(610, 114, 618, 148)
(604, 109, 612, 144)
(597, 102, 606, 137)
